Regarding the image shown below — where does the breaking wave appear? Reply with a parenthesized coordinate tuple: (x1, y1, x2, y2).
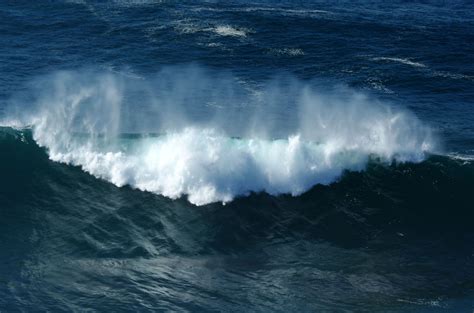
(2, 67, 436, 205)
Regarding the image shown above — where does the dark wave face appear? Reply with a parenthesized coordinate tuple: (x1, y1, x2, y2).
(1, 128, 473, 312)
(1, 1, 474, 312)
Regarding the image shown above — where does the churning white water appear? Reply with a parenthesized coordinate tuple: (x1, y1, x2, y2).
(3, 67, 436, 205)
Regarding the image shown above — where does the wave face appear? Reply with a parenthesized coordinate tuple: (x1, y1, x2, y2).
(1, 125, 473, 313)
(4, 68, 435, 205)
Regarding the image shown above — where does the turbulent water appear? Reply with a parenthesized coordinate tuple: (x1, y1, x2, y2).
(1, 1, 474, 312)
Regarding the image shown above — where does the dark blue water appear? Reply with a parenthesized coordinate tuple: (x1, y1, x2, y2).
(1, 1, 474, 312)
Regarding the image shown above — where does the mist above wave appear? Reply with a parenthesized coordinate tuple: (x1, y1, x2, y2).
(4, 66, 436, 205)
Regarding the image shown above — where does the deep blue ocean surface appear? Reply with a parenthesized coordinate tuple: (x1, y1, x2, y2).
(1, 1, 474, 312)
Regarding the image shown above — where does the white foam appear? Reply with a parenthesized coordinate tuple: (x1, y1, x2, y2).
(194, 6, 330, 17)
(214, 25, 247, 38)
(372, 57, 427, 68)
(6, 69, 436, 205)
(172, 21, 250, 39)
(271, 48, 305, 56)
(42, 129, 364, 205)
(365, 77, 394, 94)
(447, 153, 474, 162)
(432, 70, 474, 81)
(34, 125, 431, 206)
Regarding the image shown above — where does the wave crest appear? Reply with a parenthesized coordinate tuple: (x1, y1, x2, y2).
(3, 67, 436, 205)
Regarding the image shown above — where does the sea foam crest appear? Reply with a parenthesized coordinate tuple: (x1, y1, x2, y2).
(5, 68, 436, 205)
(214, 25, 248, 37)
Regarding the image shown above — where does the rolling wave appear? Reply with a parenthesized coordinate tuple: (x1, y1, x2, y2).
(2, 68, 436, 205)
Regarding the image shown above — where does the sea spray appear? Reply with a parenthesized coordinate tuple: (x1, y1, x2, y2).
(3, 66, 436, 205)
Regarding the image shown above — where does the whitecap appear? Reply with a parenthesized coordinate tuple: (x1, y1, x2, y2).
(214, 25, 248, 38)
(447, 152, 474, 162)
(372, 57, 427, 68)
(6, 68, 436, 206)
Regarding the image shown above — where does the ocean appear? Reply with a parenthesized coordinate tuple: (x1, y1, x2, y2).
(1, 1, 473, 312)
